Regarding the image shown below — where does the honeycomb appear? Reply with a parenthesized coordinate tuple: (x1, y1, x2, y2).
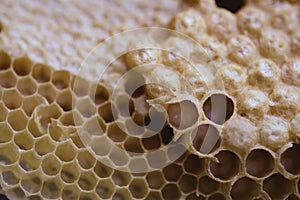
(0, 0, 300, 200)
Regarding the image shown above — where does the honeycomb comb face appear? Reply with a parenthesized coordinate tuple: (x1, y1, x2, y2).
(0, 0, 300, 200)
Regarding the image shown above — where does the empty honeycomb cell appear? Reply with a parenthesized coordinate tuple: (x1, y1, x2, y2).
(259, 115, 290, 150)
(129, 178, 148, 198)
(142, 134, 161, 150)
(36, 104, 62, 130)
(0, 143, 19, 165)
(207, 9, 238, 41)
(14, 130, 34, 150)
(0, 70, 17, 88)
(124, 137, 144, 153)
(248, 59, 280, 91)
(132, 112, 146, 127)
(93, 161, 113, 178)
(112, 170, 131, 187)
(0, 103, 7, 122)
(230, 177, 260, 200)
(236, 6, 268, 36)
(246, 149, 275, 178)
(55, 141, 77, 162)
(48, 121, 66, 141)
(0, 123, 13, 143)
(91, 84, 109, 105)
(146, 171, 165, 189)
(52, 70, 70, 89)
(72, 77, 90, 98)
(32, 63, 51, 83)
(35, 135, 55, 156)
(208, 193, 226, 200)
(78, 171, 97, 191)
(259, 29, 290, 64)
(38, 83, 57, 103)
(82, 115, 106, 136)
(3, 89, 22, 110)
(113, 95, 134, 117)
(125, 119, 145, 136)
(0, 51, 11, 71)
(6, 187, 25, 200)
(163, 163, 183, 182)
(203, 93, 234, 125)
(192, 124, 221, 154)
(124, 72, 145, 98)
(186, 193, 205, 200)
(160, 125, 174, 145)
(286, 194, 300, 200)
(179, 174, 197, 194)
(17, 77, 37, 96)
(113, 188, 132, 200)
(168, 9, 206, 36)
(41, 178, 63, 199)
(20, 174, 42, 194)
(280, 143, 300, 175)
(146, 191, 163, 200)
(27, 118, 44, 138)
(96, 178, 115, 199)
(109, 147, 130, 167)
(98, 102, 115, 123)
(76, 98, 96, 118)
(198, 176, 219, 195)
(70, 134, 85, 149)
(60, 162, 80, 183)
(12, 57, 32, 76)
(59, 111, 82, 126)
(90, 136, 112, 156)
(41, 154, 61, 176)
(79, 192, 99, 200)
(162, 184, 181, 200)
(62, 185, 80, 200)
(56, 90, 73, 111)
(228, 35, 258, 66)
(107, 122, 127, 143)
(209, 150, 240, 181)
(27, 195, 43, 200)
(263, 173, 293, 199)
(183, 154, 205, 175)
(19, 151, 41, 172)
(22, 96, 44, 117)
(7, 109, 28, 131)
(77, 150, 96, 170)
(167, 100, 198, 130)
(147, 149, 169, 169)
(1, 171, 19, 186)
(215, 0, 245, 13)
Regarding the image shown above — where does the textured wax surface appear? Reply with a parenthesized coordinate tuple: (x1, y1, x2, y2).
(0, 0, 300, 200)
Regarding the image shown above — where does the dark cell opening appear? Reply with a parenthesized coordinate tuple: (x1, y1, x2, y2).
(280, 143, 300, 175)
(0, 194, 9, 200)
(203, 94, 234, 125)
(215, 0, 245, 13)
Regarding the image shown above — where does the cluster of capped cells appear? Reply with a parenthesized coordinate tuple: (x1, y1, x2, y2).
(0, 0, 300, 199)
